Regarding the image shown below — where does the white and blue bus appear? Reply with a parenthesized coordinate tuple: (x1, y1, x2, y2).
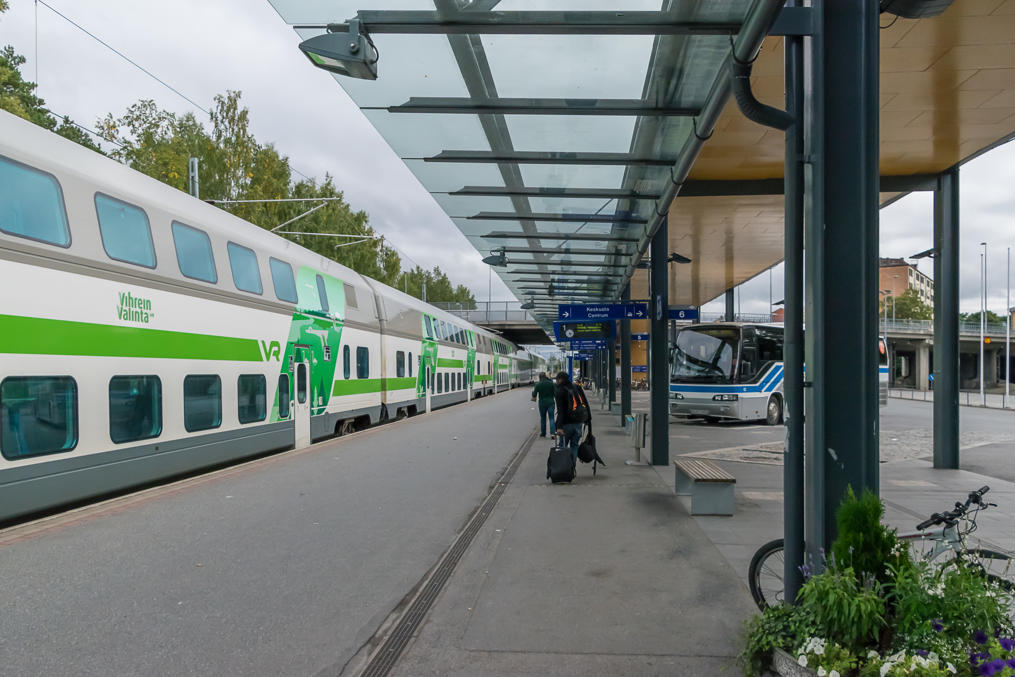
(668, 323, 890, 424)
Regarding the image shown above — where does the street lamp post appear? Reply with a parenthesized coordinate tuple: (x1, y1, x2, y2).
(1007, 246, 1011, 403)
(980, 244, 987, 406)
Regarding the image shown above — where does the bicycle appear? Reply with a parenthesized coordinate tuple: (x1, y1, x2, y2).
(748, 486, 1015, 610)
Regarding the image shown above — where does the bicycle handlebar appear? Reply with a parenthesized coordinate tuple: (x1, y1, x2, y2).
(915, 486, 990, 531)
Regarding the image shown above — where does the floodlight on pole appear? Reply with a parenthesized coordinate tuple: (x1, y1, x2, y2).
(481, 250, 508, 267)
(299, 20, 378, 80)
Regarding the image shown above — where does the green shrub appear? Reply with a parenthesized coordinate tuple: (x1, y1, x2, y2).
(832, 486, 911, 584)
(739, 603, 816, 677)
(798, 564, 887, 651)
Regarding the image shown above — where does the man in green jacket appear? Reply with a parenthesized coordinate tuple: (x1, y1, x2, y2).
(531, 372, 556, 437)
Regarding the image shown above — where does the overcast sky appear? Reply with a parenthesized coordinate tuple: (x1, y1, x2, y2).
(2, 0, 1014, 316)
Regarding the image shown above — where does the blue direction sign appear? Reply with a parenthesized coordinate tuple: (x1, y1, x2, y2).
(632, 365, 648, 373)
(558, 303, 648, 321)
(631, 333, 649, 341)
(668, 307, 699, 321)
(567, 340, 608, 351)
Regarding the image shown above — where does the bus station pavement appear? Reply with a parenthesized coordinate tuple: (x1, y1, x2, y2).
(391, 394, 1015, 677)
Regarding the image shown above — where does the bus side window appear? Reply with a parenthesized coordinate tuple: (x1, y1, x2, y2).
(739, 328, 759, 380)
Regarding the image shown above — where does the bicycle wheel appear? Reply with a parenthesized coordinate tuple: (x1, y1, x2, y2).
(749, 538, 785, 610)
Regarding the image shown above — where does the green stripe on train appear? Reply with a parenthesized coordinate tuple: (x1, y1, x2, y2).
(331, 377, 417, 396)
(437, 358, 464, 368)
(475, 375, 492, 382)
(0, 314, 263, 361)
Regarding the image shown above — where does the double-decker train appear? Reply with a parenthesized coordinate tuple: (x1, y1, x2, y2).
(0, 110, 544, 524)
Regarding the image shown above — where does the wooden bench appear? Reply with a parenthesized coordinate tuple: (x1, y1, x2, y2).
(673, 458, 736, 516)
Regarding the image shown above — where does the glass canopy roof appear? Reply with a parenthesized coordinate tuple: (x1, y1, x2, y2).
(268, 0, 762, 329)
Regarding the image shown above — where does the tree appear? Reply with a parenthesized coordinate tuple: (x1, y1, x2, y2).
(882, 288, 932, 321)
(395, 266, 476, 306)
(0, 45, 102, 152)
(960, 310, 1005, 326)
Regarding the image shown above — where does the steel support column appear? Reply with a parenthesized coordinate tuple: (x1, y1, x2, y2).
(621, 285, 632, 426)
(725, 289, 735, 321)
(933, 167, 960, 469)
(608, 338, 617, 405)
(804, 0, 880, 551)
(650, 216, 669, 466)
(783, 1, 806, 603)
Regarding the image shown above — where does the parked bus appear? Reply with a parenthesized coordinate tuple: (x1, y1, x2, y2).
(668, 323, 890, 424)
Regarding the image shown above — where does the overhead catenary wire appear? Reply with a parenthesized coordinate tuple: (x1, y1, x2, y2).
(33, 2, 440, 292)
(34, 0, 316, 184)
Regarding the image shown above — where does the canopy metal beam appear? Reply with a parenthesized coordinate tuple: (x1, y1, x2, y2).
(424, 151, 675, 166)
(482, 232, 640, 242)
(451, 186, 662, 200)
(470, 211, 647, 224)
(296, 11, 743, 35)
(496, 247, 632, 256)
(385, 97, 699, 116)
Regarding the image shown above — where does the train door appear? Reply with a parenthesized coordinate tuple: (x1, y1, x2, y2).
(294, 345, 311, 449)
(426, 365, 432, 414)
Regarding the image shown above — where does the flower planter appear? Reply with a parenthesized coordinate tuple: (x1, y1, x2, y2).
(770, 648, 816, 677)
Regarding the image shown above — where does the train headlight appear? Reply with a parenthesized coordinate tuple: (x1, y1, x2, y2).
(712, 394, 739, 401)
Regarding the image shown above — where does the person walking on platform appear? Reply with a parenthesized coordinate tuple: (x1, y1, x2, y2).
(531, 372, 556, 437)
(554, 371, 591, 463)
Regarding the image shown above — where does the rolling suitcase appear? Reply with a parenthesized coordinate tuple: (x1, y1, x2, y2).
(547, 434, 575, 484)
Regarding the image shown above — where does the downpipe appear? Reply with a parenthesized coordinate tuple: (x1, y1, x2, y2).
(731, 57, 795, 131)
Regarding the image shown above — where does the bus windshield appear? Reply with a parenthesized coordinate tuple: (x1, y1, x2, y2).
(671, 326, 740, 383)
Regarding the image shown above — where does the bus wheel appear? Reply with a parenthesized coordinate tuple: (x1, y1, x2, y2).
(765, 396, 783, 426)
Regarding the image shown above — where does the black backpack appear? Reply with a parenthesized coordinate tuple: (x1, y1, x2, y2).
(577, 422, 605, 476)
(564, 384, 590, 424)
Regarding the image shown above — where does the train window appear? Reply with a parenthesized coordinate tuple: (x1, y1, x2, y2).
(458, 373, 462, 390)
(238, 374, 267, 424)
(445, 373, 450, 392)
(0, 376, 77, 459)
(95, 194, 156, 268)
(0, 156, 70, 248)
(343, 345, 351, 379)
(297, 364, 307, 404)
(269, 258, 298, 303)
(344, 283, 358, 309)
(436, 371, 443, 394)
(476, 360, 480, 374)
(227, 242, 263, 295)
(172, 222, 217, 283)
(396, 351, 405, 378)
(408, 353, 413, 378)
(278, 374, 291, 419)
(183, 375, 221, 432)
(356, 346, 369, 379)
(108, 375, 161, 444)
(316, 275, 330, 313)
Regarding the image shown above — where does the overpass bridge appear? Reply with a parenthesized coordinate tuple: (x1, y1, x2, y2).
(431, 302, 551, 345)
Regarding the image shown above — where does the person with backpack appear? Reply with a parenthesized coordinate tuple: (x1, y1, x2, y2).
(531, 372, 556, 437)
(554, 371, 590, 463)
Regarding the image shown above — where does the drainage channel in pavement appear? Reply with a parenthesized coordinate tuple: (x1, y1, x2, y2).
(345, 429, 538, 677)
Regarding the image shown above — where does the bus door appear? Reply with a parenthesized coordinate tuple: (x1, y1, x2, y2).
(294, 344, 311, 449)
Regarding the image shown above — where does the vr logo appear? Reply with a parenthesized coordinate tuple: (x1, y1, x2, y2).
(261, 340, 282, 361)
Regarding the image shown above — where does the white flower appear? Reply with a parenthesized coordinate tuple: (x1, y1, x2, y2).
(817, 668, 826, 677)
(946, 662, 956, 674)
(829, 671, 840, 677)
(928, 651, 939, 662)
(798, 655, 808, 668)
(880, 664, 891, 677)
(814, 645, 825, 656)
(868, 649, 880, 659)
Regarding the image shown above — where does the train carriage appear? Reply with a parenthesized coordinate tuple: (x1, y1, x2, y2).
(0, 110, 541, 524)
